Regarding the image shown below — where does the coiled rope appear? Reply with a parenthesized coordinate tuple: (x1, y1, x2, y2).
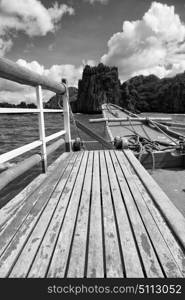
(106, 103, 175, 171)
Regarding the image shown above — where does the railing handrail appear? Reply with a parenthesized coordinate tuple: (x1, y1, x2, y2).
(0, 57, 66, 94)
(0, 108, 64, 113)
(0, 58, 72, 174)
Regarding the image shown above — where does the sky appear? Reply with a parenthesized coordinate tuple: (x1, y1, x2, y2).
(1, 0, 185, 103)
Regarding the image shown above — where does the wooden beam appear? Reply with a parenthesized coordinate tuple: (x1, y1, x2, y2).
(124, 149, 185, 250)
(0, 108, 63, 114)
(0, 57, 66, 94)
(89, 117, 172, 123)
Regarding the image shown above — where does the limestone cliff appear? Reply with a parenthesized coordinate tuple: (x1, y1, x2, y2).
(74, 63, 122, 113)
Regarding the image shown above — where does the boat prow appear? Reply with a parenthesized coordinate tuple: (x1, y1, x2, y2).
(99, 103, 185, 169)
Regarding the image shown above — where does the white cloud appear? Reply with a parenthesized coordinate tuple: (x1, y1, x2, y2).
(0, 59, 83, 104)
(82, 59, 96, 66)
(85, 0, 109, 5)
(17, 59, 83, 86)
(0, 0, 74, 56)
(0, 37, 12, 56)
(101, 1, 185, 81)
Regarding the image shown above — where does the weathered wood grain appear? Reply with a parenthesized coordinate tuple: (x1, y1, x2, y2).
(9, 154, 79, 278)
(87, 151, 104, 278)
(0, 153, 77, 277)
(99, 151, 123, 278)
(124, 149, 185, 250)
(0, 152, 69, 230)
(47, 152, 88, 277)
(114, 150, 164, 277)
(120, 151, 183, 277)
(0, 153, 73, 259)
(27, 152, 84, 278)
(107, 150, 144, 277)
(67, 152, 93, 278)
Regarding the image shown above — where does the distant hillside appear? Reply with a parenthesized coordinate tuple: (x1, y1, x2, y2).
(121, 73, 185, 113)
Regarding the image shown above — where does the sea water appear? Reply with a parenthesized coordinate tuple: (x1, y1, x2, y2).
(0, 113, 104, 207)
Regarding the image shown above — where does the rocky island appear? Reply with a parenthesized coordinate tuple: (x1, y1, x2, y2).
(46, 63, 185, 114)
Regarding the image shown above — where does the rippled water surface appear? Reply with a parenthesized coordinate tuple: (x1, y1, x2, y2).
(0, 113, 104, 207)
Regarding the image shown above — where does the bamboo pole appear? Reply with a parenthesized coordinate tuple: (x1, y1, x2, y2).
(89, 117, 172, 123)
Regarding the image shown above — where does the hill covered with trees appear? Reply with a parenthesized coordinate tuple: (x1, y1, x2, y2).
(121, 73, 185, 113)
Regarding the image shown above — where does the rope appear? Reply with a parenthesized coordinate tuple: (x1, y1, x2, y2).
(149, 119, 179, 145)
(69, 105, 87, 150)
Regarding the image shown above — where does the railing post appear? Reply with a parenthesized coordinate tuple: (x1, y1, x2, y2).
(36, 85, 47, 172)
(62, 79, 72, 152)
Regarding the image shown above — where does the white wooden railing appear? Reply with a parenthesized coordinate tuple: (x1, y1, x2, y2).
(0, 57, 72, 173)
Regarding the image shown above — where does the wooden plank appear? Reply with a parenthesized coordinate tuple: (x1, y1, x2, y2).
(119, 151, 183, 277)
(28, 152, 84, 278)
(67, 152, 93, 278)
(9, 152, 79, 278)
(0, 153, 78, 278)
(124, 149, 185, 250)
(0, 151, 71, 235)
(87, 151, 104, 278)
(114, 150, 164, 277)
(132, 172, 185, 277)
(0, 153, 76, 273)
(47, 152, 88, 277)
(107, 151, 144, 277)
(0, 57, 66, 94)
(0, 172, 48, 230)
(8, 154, 79, 278)
(99, 151, 123, 278)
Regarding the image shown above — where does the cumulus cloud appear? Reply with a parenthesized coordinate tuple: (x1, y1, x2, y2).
(101, 1, 185, 81)
(85, 0, 109, 5)
(0, 59, 83, 104)
(0, 0, 74, 56)
(17, 59, 83, 86)
(0, 37, 12, 56)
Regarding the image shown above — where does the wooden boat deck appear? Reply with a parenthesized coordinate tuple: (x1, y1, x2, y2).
(102, 104, 178, 145)
(0, 150, 185, 278)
